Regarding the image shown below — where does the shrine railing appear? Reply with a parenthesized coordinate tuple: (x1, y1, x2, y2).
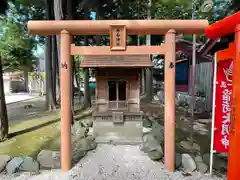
(108, 101, 128, 110)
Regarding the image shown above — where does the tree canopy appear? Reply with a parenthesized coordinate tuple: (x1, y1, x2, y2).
(0, 0, 238, 72)
(0, 3, 36, 71)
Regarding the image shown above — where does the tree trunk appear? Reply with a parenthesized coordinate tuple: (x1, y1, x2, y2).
(83, 68, 91, 108)
(45, 0, 56, 111)
(23, 69, 29, 92)
(45, 0, 50, 109)
(66, 0, 74, 107)
(83, 57, 91, 107)
(145, 68, 153, 101)
(66, 0, 75, 123)
(0, 56, 8, 142)
(74, 58, 80, 89)
(141, 69, 145, 95)
(51, 35, 57, 105)
(83, 7, 91, 108)
(45, 35, 56, 111)
(145, 0, 153, 102)
(56, 54, 60, 103)
(95, 1, 101, 45)
(74, 57, 81, 104)
(137, 34, 145, 95)
(66, 0, 73, 20)
(53, 0, 64, 102)
(72, 60, 75, 105)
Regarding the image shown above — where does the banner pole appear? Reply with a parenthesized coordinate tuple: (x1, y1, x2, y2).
(210, 53, 218, 175)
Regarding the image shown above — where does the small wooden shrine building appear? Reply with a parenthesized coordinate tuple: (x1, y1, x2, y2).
(81, 55, 152, 143)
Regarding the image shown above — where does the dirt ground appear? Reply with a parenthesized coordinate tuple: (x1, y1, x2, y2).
(0, 97, 89, 158)
(7, 96, 83, 125)
(7, 97, 47, 125)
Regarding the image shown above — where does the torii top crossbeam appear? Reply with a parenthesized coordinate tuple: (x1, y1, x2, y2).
(28, 20, 208, 35)
(205, 11, 240, 38)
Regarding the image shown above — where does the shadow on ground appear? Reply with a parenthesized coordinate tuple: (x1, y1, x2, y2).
(0, 100, 92, 159)
(8, 119, 60, 139)
(7, 97, 48, 124)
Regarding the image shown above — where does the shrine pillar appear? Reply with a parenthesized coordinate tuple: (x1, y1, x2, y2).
(164, 29, 176, 172)
(228, 24, 240, 180)
(60, 30, 72, 172)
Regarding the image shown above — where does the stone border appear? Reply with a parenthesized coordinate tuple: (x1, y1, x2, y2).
(142, 113, 227, 175)
(0, 117, 97, 175)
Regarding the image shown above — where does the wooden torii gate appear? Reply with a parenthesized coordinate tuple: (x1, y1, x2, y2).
(27, 19, 208, 172)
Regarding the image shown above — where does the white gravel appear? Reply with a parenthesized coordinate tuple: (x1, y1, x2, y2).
(0, 145, 226, 180)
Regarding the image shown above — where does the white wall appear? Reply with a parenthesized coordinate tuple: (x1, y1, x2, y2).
(3, 73, 11, 94)
(38, 58, 45, 72)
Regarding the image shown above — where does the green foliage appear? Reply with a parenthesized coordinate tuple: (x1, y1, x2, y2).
(7, 0, 239, 49)
(74, 55, 84, 80)
(0, 4, 36, 71)
(0, 0, 16, 15)
(0, 0, 9, 15)
(153, 0, 192, 19)
(15, 0, 45, 6)
(207, 0, 233, 23)
(28, 72, 45, 80)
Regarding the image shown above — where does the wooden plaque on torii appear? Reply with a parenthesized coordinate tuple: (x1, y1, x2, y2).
(110, 25, 126, 51)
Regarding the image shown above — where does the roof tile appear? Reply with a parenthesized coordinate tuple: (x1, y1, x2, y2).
(80, 55, 152, 68)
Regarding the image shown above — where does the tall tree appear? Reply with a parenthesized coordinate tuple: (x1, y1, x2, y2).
(45, 0, 57, 111)
(51, 36, 57, 105)
(0, 2, 37, 141)
(83, 5, 91, 108)
(66, 0, 74, 106)
(0, 2, 36, 71)
(0, 56, 8, 142)
(53, 0, 64, 103)
(0, 0, 12, 142)
(145, 0, 153, 102)
(66, 0, 75, 124)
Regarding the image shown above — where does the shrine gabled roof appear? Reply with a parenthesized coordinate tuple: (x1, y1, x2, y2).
(198, 34, 234, 56)
(175, 38, 213, 62)
(80, 55, 152, 68)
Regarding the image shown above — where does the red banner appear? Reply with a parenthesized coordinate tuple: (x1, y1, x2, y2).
(213, 59, 232, 152)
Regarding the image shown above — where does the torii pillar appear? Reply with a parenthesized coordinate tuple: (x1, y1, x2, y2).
(27, 19, 208, 173)
(60, 30, 72, 171)
(205, 11, 240, 180)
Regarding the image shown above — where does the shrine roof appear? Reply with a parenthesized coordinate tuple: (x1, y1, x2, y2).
(198, 34, 234, 56)
(80, 55, 152, 68)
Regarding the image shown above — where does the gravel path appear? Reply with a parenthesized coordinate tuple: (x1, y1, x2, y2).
(0, 145, 226, 180)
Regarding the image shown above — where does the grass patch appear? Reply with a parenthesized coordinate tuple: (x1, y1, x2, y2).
(0, 108, 92, 159)
(0, 112, 61, 158)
